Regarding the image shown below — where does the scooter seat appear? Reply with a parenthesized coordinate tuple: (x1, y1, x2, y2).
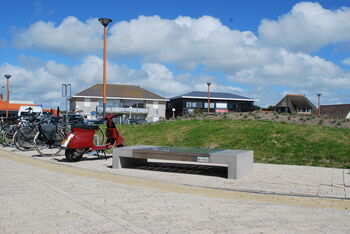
(73, 124, 99, 130)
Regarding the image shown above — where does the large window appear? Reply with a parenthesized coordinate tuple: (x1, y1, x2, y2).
(204, 102, 215, 108)
(186, 101, 205, 108)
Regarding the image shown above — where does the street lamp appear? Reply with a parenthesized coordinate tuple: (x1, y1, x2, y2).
(4, 75, 11, 118)
(98, 18, 112, 117)
(316, 93, 321, 117)
(207, 82, 211, 113)
(172, 108, 175, 119)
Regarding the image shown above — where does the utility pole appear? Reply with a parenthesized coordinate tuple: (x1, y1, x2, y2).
(317, 93, 321, 117)
(207, 82, 211, 113)
(4, 75, 11, 118)
(99, 18, 112, 117)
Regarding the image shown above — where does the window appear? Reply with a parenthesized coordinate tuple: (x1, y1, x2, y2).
(204, 103, 215, 108)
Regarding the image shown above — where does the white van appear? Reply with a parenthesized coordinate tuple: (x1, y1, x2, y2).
(18, 106, 43, 116)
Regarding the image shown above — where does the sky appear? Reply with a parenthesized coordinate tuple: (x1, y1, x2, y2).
(0, 0, 349, 108)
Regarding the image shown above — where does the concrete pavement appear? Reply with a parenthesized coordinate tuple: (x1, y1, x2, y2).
(0, 146, 350, 233)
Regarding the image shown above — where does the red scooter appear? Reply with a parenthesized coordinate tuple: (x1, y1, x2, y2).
(62, 114, 123, 162)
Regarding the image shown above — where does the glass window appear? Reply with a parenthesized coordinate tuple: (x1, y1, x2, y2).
(204, 103, 215, 108)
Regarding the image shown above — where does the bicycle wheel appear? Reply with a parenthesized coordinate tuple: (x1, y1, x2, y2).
(3, 127, 16, 146)
(0, 125, 9, 146)
(34, 130, 64, 156)
(14, 127, 37, 151)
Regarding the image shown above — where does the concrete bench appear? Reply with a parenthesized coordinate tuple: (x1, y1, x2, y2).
(112, 145, 253, 179)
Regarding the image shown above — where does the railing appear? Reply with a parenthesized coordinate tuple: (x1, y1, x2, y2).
(97, 107, 149, 114)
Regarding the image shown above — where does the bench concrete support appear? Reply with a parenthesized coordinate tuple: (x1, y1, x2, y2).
(113, 146, 253, 179)
(209, 150, 253, 179)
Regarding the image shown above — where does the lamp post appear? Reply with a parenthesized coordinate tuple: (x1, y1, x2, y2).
(172, 108, 175, 119)
(99, 18, 112, 118)
(129, 106, 132, 119)
(4, 75, 11, 118)
(207, 82, 211, 113)
(317, 93, 321, 117)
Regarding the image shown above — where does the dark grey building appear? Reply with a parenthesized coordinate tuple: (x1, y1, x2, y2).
(166, 91, 258, 118)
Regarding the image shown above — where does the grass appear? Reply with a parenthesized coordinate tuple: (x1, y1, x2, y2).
(107, 119, 350, 169)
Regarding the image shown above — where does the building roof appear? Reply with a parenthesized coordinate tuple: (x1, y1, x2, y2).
(275, 94, 316, 113)
(319, 104, 350, 119)
(73, 84, 167, 101)
(170, 91, 258, 101)
(0, 99, 37, 112)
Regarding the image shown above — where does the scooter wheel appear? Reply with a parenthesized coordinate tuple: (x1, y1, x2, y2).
(65, 148, 85, 162)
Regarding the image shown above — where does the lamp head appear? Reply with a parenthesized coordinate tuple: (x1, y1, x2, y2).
(99, 18, 112, 27)
(207, 82, 211, 86)
(316, 93, 321, 97)
(4, 75, 11, 79)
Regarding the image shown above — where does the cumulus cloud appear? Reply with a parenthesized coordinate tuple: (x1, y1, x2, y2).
(9, 3, 350, 106)
(259, 2, 350, 52)
(14, 16, 101, 55)
(228, 49, 350, 90)
(342, 57, 350, 66)
(0, 57, 193, 107)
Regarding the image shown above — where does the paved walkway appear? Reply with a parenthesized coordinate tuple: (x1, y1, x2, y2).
(0, 146, 350, 233)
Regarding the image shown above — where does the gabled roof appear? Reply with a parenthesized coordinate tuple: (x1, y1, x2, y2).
(320, 104, 350, 119)
(275, 94, 316, 113)
(73, 84, 167, 101)
(170, 91, 258, 101)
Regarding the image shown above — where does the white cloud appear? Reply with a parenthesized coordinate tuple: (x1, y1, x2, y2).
(0, 57, 193, 107)
(14, 16, 101, 55)
(342, 57, 350, 66)
(228, 48, 350, 90)
(9, 4, 350, 105)
(259, 2, 350, 52)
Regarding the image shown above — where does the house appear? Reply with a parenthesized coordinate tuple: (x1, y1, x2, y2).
(275, 94, 316, 115)
(166, 91, 258, 118)
(69, 84, 168, 122)
(319, 104, 350, 119)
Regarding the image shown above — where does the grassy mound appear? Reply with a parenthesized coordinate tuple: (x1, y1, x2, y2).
(114, 119, 350, 169)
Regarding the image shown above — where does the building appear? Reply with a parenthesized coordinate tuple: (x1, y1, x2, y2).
(319, 104, 350, 119)
(275, 94, 316, 114)
(69, 84, 168, 122)
(166, 91, 258, 118)
(0, 94, 37, 117)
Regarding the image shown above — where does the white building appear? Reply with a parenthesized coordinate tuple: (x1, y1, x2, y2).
(70, 84, 168, 122)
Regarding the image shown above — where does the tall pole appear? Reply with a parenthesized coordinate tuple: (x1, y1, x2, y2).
(99, 18, 112, 118)
(62, 84, 71, 129)
(317, 93, 321, 117)
(207, 82, 211, 113)
(4, 75, 11, 118)
(103, 26, 107, 117)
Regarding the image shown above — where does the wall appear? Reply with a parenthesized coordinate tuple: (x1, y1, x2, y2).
(71, 97, 166, 122)
(146, 100, 166, 121)
(70, 98, 99, 116)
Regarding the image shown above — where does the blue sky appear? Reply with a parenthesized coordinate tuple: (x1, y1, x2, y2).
(0, 0, 349, 108)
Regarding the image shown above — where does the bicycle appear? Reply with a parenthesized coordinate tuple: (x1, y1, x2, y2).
(34, 122, 65, 156)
